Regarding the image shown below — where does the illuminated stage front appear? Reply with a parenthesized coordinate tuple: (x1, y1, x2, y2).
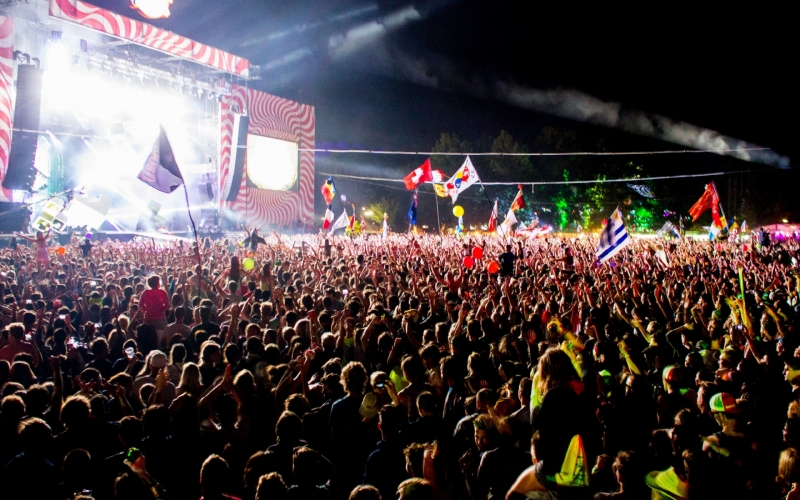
(0, 0, 314, 233)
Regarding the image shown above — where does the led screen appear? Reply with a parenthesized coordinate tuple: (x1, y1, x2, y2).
(246, 134, 299, 191)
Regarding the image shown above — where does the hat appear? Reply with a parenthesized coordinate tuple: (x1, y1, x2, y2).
(644, 467, 689, 500)
(149, 351, 168, 369)
(709, 392, 742, 414)
(663, 366, 681, 383)
(359, 392, 380, 419)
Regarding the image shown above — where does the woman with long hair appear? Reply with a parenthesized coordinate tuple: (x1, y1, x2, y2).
(509, 347, 598, 495)
(167, 343, 187, 385)
(177, 362, 204, 399)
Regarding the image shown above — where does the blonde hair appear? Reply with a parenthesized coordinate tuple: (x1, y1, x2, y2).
(535, 347, 576, 400)
(178, 363, 202, 397)
(778, 447, 800, 494)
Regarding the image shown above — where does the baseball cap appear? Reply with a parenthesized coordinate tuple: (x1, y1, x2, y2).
(709, 392, 742, 414)
(663, 366, 682, 383)
(359, 392, 380, 419)
(149, 351, 168, 369)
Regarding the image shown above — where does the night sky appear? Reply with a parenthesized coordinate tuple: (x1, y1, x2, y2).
(82, 1, 798, 221)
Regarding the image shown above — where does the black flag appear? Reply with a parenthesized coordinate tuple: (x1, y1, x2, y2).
(137, 125, 184, 193)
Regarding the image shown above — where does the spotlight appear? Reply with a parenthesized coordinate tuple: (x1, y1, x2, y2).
(46, 130, 63, 149)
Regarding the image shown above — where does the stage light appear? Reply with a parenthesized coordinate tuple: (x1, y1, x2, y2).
(51, 30, 62, 42)
(46, 130, 63, 149)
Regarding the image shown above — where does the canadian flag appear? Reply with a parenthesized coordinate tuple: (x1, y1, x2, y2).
(403, 159, 445, 190)
(322, 204, 334, 230)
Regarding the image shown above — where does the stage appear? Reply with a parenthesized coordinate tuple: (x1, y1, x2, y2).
(0, 0, 315, 235)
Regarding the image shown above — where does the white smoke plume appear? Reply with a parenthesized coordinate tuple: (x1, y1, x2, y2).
(373, 48, 790, 168)
(497, 83, 789, 168)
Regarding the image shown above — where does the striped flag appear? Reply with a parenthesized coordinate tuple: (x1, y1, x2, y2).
(320, 177, 336, 205)
(596, 208, 631, 262)
(510, 185, 526, 211)
(322, 204, 334, 230)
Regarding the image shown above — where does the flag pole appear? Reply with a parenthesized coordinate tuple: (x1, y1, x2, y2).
(182, 183, 202, 268)
(434, 187, 441, 234)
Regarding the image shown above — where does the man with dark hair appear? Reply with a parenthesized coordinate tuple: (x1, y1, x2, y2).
(1, 417, 57, 499)
(200, 454, 237, 500)
(190, 307, 220, 353)
(364, 405, 408, 500)
(406, 391, 442, 445)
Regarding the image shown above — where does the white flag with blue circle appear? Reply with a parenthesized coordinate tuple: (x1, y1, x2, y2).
(596, 208, 631, 262)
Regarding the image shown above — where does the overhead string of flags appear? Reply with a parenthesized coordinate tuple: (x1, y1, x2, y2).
(318, 154, 745, 262)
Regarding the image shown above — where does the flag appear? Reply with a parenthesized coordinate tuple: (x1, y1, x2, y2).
(488, 200, 498, 233)
(708, 224, 722, 241)
(137, 125, 183, 193)
(510, 185, 526, 211)
(499, 208, 517, 236)
(382, 213, 388, 239)
(657, 221, 681, 239)
(445, 156, 480, 203)
(329, 209, 349, 233)
(519, 225, 553, 238)
(321, 177, 336, 205)
(741, 220, 748, 233)
(689, 183, 719, 221)
(596, 208, 631, 262)
(322, 204, 334, 230)
(348, 214, 356, 231)
(403, 159, 439, 190)
(433, 181, 449, 197)
(407, 191, 418, 226)
(628, 184, 655, 198)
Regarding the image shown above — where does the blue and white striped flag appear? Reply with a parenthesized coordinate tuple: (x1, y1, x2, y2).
(596, 208, 631, 262)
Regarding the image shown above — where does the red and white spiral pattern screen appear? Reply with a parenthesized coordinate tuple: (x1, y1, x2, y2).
(0, 16, 14, 202)
(220, 86, 315, 228)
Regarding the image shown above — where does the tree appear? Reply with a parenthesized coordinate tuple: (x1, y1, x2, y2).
(367, 197, 403, 230)
(488, 130, 533, 179)
(431, 132, 471, 174)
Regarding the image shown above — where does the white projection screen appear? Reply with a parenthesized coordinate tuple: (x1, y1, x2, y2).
(246, 134, 299, 191)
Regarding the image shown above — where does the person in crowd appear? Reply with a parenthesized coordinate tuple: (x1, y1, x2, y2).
(1, 231, 799, 500)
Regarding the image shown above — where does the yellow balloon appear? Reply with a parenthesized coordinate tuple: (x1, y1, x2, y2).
(453, 205, 464, 217)
(242, 258, 255, 271)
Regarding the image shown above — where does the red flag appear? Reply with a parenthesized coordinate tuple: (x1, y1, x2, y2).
(689, 183, 719, 221)
(488, 200, 498, 233)
(510, 185, 526, 211)
(322, 204, 334, 230)
(403, 158, 434, 190)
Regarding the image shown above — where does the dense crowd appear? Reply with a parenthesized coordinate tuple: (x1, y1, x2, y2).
(1, 229, 799, 500)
